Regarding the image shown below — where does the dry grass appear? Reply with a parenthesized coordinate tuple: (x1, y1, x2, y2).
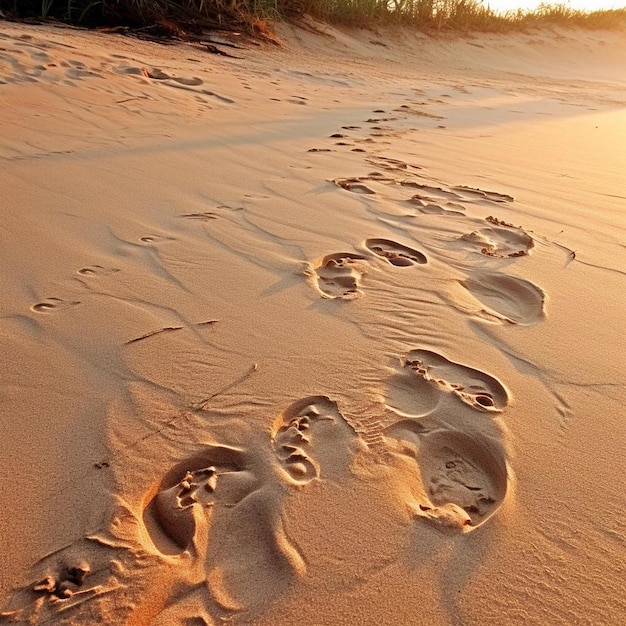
(1, 0, 625, 34)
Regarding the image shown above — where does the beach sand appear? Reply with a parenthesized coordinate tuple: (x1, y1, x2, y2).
(0, 17, 624, 625)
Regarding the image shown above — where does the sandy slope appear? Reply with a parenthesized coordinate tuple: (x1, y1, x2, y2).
(0, 18, 624, 625)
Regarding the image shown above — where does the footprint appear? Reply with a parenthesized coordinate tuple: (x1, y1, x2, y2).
(141, 439, 307, 618)
(461, 225, 533, 258)
(142, 67, 203, 86)
(403, 349, 508, 412)
(144, 445, 256, 554)
(333, 177, 376, 195)
(452, 186, 514, 203)
(66, 67, 101, 80)
(313, 252, 367, 300)
(366, 155, 422, 172)
(31, 561, 92, 601)
(31, 298, 80, 313)
(113, 65, 143, 76)
(271, 396, 360, 484)
(0, 536, 123, 623)
(462, 270, 546, 325)
(77, 265, 119, 276)
(366, 238, 427, 266)
(419, 431, 507, 529)
(400, 182, 464, 201)
(140, 235, 175, 244)
(394, 106, 445, 121)
(385, 367, 442, 418)
(406, 196, 465, 216)
(386, 425, 508, 531)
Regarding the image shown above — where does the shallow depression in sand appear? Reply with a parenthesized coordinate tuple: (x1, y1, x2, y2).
(404, 348, 509, 412)
(417, 429, 508, 529)
(313, 252, 368, 299)
(366, 237, 427, 266)
(462, 269, 546, 324)
(272, 395, 360, 484)
(461, 226, 534, 258)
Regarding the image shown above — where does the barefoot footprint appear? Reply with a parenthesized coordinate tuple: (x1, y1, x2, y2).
(77, 265, 120, 277)
(31, 297, 80, 313)
(272, 396, 361, 484)
(385, 365, 442, 418)
(0, 537, 122, 623)
(314, 253, 367, 300)
(366, 238, 427, 266)
(332, 175, 395, 195)
(385, 424, 508, 532)
(145, 444, 256, 553)
(462, 269, 545, 325)
(420, 430, 507, 529)
(461, 225, 533, 258)
(141, 439, 306, 620)
(404, 349, 509, 412)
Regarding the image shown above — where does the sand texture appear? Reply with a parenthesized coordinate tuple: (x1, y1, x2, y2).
(0, 18, 625, 625)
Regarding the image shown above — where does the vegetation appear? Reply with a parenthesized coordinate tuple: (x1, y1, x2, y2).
(1, 0, 625, 34)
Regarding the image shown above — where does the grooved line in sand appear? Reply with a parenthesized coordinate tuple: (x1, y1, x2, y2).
(93, 363, 259, 469)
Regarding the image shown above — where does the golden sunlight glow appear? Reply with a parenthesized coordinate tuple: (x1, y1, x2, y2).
(484, 0, 626, 13)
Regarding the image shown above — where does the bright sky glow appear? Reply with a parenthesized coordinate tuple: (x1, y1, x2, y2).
(483, 0, 626, 13)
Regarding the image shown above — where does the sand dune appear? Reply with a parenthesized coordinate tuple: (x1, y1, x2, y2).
(0, 17, 625, 626)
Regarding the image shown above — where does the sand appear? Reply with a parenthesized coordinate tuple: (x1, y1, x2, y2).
(0, 17, 625, 625)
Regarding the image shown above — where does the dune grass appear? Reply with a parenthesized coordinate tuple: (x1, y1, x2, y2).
(1, 0, 625, 33)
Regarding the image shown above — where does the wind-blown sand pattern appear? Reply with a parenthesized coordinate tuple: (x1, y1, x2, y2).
(1, 18, 625, 626)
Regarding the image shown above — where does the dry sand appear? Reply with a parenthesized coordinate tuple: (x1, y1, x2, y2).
(0, 17, 625, 625)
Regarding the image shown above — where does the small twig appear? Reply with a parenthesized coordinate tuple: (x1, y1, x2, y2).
(195, 319, 220, 327)
(124, 320, 218, 345)
(553, 241, 577, 265)
(203, 44, 242, 59)
(124, 326, 182, 345)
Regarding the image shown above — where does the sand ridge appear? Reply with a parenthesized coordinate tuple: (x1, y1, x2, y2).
(0, 18, 625, 626)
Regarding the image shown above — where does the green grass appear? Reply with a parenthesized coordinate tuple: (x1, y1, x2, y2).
(1, 1, 625, 33)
